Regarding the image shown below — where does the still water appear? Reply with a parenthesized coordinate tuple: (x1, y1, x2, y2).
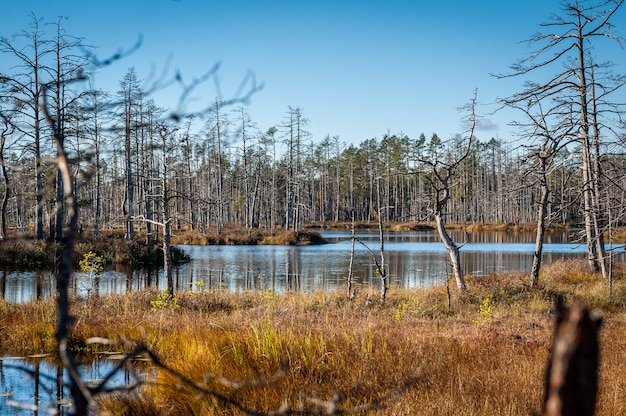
(2, 229, 621, 303)
(0, 356, 133, 415)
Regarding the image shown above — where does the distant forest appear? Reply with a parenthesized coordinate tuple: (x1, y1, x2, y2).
(1, 13, 625, 242)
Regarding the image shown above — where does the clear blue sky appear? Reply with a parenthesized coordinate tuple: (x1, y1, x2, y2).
(2, 0, 625, 146)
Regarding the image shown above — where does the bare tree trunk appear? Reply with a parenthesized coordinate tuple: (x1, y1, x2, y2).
(531, 157, 550, 287)
(581, 138, 598, 271)
(347, 212, 356, 301)
(576, 12, 599, 272)
(215, 100, 224, 235)
(164, 218, 173, 294)
(125, 97, 134, 239)
(589, 72, 607, 279)
(0, 162, 8, 240)
(93, 94, 101, 239)
(377, 179, 387, 303)
(531, 190, 549, 287)
(269, 127, 277, 234)
(0, 122, 10, 240)
(434, 211, 466, 291)
(159, 126, 174, 293)
(34, 34, 44, 241)
(543, 300, 601, 416)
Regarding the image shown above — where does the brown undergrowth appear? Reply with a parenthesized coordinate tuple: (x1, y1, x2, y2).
(1, 259, 626, 414)
(0, 231, 189, 269)
(172, 227, 327, 246)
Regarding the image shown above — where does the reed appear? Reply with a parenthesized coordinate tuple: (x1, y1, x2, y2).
(1, 260, 626, 414)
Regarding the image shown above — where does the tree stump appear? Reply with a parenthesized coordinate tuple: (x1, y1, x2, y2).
(543, 299, 602, 416)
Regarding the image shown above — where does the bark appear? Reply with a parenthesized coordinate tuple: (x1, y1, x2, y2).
(543, 300, 601, 416)
(0, 160, 8, 239)
(215, 100, 224, 234)
(347, 213, 356, 301)
(580, 115, 598, 272)
(33, 31, 44, 240)
(376, 179, 387, 303)
(164, 219, 173, 294)
(160, 125, 174, 293)
(531, 160, 550, 287)
(589, 72, 608, 279)
(92, 92, 102, 239)
(124, 90, 134, 239)
(435, 211, 466, 291)
(0, 121, 10, 240)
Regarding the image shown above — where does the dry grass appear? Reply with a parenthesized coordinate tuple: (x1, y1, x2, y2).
(1, 259, 626, 414)
(171, 227, 326, 246)
(0, 231, 190, 269)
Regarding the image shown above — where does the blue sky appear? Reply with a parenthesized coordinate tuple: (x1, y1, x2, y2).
(2, 0, 625, 146)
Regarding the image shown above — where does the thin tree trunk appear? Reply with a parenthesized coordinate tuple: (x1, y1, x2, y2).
(125, 89, 134, 239)
(435, 211, 466, 291)
(376, 179, 387, 303)
(589, 72, 607, 279)
(160, 127, 173, 293)
(347, 212, 356, 301)
(577, 19, 599, 272)
(215, 100, 224, 235)
(0, 126, 9, 240)
(0, 164, 8, 240)
(531, 159, 550, 287)
(55, 169, 64, 241)
(93, 98, 101, 239)
(164, 219, 173, 294)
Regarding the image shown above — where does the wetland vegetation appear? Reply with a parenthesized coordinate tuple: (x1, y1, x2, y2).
(2, 259, 626, 415)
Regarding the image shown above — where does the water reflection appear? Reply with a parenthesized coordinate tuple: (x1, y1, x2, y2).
(1, 230, 623, 302)
(0, 356, 131, 416)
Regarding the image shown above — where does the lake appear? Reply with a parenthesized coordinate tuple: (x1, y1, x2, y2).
(2, 229, 621, 303)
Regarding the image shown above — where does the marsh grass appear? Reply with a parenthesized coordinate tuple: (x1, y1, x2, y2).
(1, 258, 626, 414)
(0, 232, 190, 269)
(171, 227, 327, 246)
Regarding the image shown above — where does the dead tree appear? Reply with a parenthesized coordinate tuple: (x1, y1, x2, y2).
(417, 92, 477, 292)
(543, 300, 602, 416)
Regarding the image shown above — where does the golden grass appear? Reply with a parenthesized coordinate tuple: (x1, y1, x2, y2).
(1, 258, 626, 414)
(0, 231, 190, 268)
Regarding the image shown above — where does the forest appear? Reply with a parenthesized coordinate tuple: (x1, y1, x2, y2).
(1, 21, 624, 238)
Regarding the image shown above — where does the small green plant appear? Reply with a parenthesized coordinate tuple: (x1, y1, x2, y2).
(473, 297, 494, 326)
(78, 251, 104, 297)
(260, 288, 278, 301)
(395, 299, 422, 321)
(151, 290, 181, 311)
(79, 251, 104, 278)
(189, 280, 206, 293)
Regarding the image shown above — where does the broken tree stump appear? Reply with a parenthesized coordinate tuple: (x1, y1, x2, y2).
(543, 299, 602, 416)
